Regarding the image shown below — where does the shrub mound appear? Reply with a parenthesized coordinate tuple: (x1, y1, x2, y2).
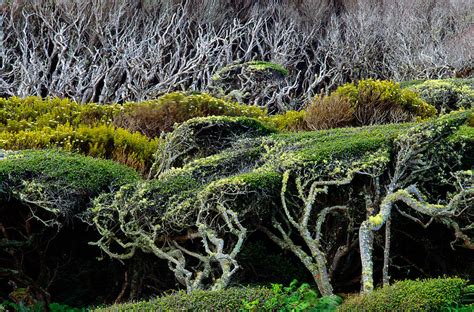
(408, 78, 474, 113)
(0, 150, 141, 307)
(305, 79, 436, 130)
(0, 125, 159, 174)
(0, 149, 139, 215)
(150, 115, 276, 174)
(339, 278, 468, 312)
(94, 287, 274, 312)
(209, 61, 290, 113)
(94, 281, 343, 312)
(113, 92, 266, 137)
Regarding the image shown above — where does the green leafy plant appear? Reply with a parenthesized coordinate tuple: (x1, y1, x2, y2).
(242, 280, 342, 312)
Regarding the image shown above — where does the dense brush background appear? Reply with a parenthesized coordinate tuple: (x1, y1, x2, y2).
(1, 0, 472, 107)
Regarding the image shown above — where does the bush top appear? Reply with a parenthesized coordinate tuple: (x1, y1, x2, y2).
(339, 277, 468, 312)
(0, 150, 139, 196)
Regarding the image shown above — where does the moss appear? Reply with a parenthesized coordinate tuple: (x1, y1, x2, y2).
(212, 61, 289, 81)
(246, 61, 289, 76)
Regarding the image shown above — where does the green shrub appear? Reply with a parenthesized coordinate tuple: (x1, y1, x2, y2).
(0, 149, 139, 219)
(0, 301, 86, 312)
(113, 92, 266, 137)
(408, 78, 474, 113)
(339, 278, 468, 312)
(333, 79, 436, 125)
(94, 281, 342, 312)
(94, 287, 274, 312)
(0, 96, 159, 172)
(0, 150, 139, 195)
(0, 95, 264, 172)
(212, 61, 289, 81)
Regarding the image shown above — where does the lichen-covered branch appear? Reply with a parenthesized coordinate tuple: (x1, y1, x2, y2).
(359, 114, 472, 293)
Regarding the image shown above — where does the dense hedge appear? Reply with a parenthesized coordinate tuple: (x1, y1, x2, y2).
(94, 281, 343, 312)
(0, 150, 139, 203)
(0, 94, 271, 172)
(339, 278, 468, 312)
(94, 287, 274, 312)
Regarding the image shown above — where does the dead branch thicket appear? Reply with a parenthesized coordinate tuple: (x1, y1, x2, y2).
(0, 0, 472, 109)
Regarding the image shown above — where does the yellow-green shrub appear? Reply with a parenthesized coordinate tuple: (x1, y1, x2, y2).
(113, 92, 267, 137)
(334, 79, 436, 125)
(0, 124, 158, 173)
(409, 78, 474, 113)
(0, 96, 118, 132)
(265, 110, 307, 131)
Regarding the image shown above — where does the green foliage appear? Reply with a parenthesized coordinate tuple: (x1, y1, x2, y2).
(333, 79, 437, 124)
(0, 96, 117, 132)
(242, 280, 342, 312)
(339, 278, 468, 312)
(94, 287, 274, 312)
(212, 61, 289, 81)
(0, 301, 85, 312)
(0, 124, 159, 173)
(265, 110, 307, 132)
(268, 122, 408, 168)
(0, 150, 139, 205)
(94, 282, 342, 312)
(0, 95, 265, 172)
(408, 78, 474, 113)
(114, 92, 267, 137)
(246, 61, 289, 77)
(0, 96, 159, 173)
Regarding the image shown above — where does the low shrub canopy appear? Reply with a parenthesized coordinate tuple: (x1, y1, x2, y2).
(305, 79, 437, 130)
(94, 287, 274, 312)
(0, 150, 139, 204)
(0, 96, 117, 132)
(94, 281, 342, 312)
(339, 278, 468, 312)
(113, 92, 266, 137)
(408, 78, 474, 113)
